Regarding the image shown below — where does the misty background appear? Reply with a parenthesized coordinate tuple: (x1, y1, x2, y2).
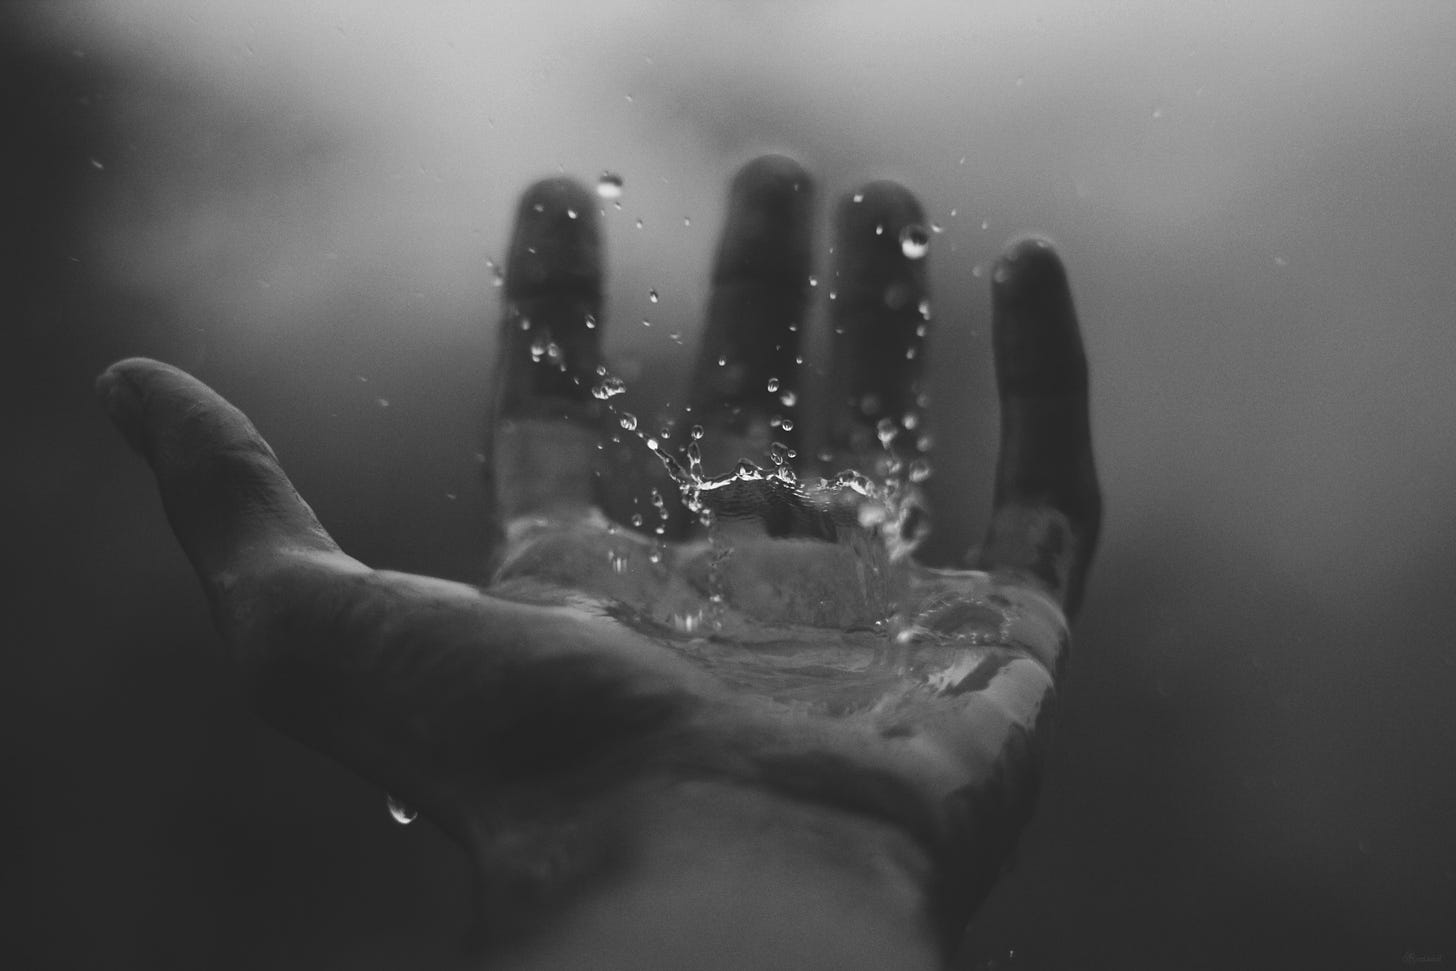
(3, 2, 1454, 968)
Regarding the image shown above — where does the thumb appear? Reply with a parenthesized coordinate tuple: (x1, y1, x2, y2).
(97, 358, 341, 591)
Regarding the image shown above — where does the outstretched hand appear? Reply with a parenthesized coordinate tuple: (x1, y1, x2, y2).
(98, 154, 1100, 967)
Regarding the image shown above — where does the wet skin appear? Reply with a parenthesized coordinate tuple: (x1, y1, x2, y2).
(98, 155, 1100, 970)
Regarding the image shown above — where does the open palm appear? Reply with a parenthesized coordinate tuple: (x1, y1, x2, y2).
(99, 154, 1100, 968)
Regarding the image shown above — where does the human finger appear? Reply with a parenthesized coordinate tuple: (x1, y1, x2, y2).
(977, 237, 1101, 618)
(819, 181, 932, 484)
(96, 357, 345, 600)
(485, 177, 607, 548)
(687, 154, 814, 476)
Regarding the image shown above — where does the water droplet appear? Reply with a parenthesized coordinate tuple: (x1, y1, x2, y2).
(683, 216, 692, 227)
(808, 275, 818, 287)
(768, 442, 791, 466)
(1151, 106, 1164, 120)
(908, 458, 932, 483)
(690, 424, 705, 440)
(584, 313, 597, 330)
(993, 264, 1009, 283)
(852, 192, 864, 203)
(648, 289, 659, 303)
(596, 172, 624, 200)
(779, 417, 794, 431)
(530, 338, 548, 361)
(386, 794, 417, 825)
(635, 218, 644, 229)
(376, 397, 390, 408)
(900, 225, 930, 259)
(930, 223, 943, 234)
(779, 390, 798, 407)
(669, 331, 683, 344)
(766, 377, 780, 392)
(971, 264, 984, 279)
(619, 412, 638, 431)
(641, 318, 651, 328)
(591, 375, 626, 398)
(630, 512, 644, 527)
(1273, 255, 1288, 267)
(532, 202, 545, 213)
(566, 208, 578, 220)
(89, 158, 105, 171)
(876, 417, 898, 448)
(917, 299, 931, 319)
(875, 223, 885, 236)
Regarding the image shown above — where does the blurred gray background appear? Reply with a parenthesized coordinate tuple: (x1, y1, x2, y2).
(4, 2, 1453, 968)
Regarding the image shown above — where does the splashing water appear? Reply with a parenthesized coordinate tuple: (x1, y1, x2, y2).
(507, 355, 1056, 719)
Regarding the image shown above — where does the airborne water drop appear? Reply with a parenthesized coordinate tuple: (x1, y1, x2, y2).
(899, 225, 930, 259)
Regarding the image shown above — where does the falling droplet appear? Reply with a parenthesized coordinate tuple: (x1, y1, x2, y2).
(852, 192, 865, 203)
(584, 313, 597, 330)
(376, 397, 390, 409)
(630, 512, 644, 527)
(635, 218, 644, 229)
(768, 441, 791, 466)
(917, 299, 931, 319)
(683, 216, 692, 227)
(592, 376, 625, 399)
(596, 172, 624, 200)
(876, 417, 898, 448)
(648, 289, 659, 303)
(808, 275, 818, 287)
(386, 794, 417, 825)
(566, 208, 578, 220)
(690, 424, 705, 441)
(619, 413, 638, 431)
(766, 377, 780, 392)
(779, 390, 798, 407)
(900, 225, 929, 259)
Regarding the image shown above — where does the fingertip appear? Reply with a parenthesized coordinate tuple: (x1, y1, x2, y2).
(991, 235, 1085, 398)
(506, 177, 601, 298)
(729, 153, 812, 200)
(96, 357, 155, 459)
(833, 180, 928, 295)
(992, 235, 1066, 295)
(713, 154, 814, 285)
